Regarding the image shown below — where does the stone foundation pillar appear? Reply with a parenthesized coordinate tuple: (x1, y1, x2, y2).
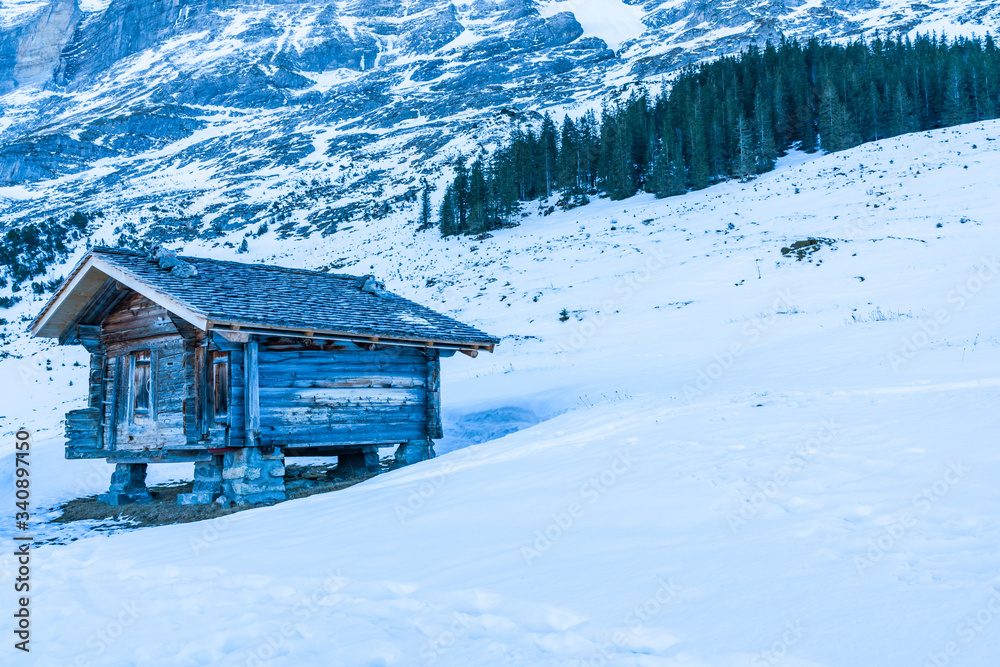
(330, 446, 380, 478)
(100, 463, 152, 506)
(394, 440, 436, 466)
(178, 455, 224, 505)
(220, 447, 287, 505)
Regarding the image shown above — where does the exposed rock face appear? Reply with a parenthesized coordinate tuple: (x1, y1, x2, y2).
(0, 0, 997, 244)
(0, 132, 114, 183)
(0, 0, 79, 94)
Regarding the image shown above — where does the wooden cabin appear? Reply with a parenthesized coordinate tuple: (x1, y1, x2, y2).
(30, 247, 497, 505)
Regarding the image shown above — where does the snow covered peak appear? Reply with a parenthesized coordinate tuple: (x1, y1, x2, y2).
(0, 0, 998, 254)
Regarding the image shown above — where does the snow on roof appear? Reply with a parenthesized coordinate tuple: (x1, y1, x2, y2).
(31, 247, 498, 349)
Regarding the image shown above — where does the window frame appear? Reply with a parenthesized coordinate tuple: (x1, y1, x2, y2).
(211, 350, 230, 424)
(128, 349, 154, 424)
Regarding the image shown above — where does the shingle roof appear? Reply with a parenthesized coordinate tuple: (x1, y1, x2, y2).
(59, 248, 497, 347)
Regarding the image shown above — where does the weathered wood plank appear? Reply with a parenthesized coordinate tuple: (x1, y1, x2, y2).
(76, 279, 129, 328)
(260, 409, 426, 427)
(245, 339, 260, 446)
(259, 349, 424, 365)
(258, 387, 425, 407)
(258, 349, 424, 362)
(258, 362, 427, 376)
(263, 376, 426, 389)
(89, 353, 104, 416)
(66, 449, 112, 460)
(426, 350, 442, 439)
(195, 345, 208, 441)
(183, 347, 198, 445)
(258, 371, 426, 387)
(262, 426, 426, 447)
(105, 335, 182, 359)
(106, 451, 213, 464)
(100, 293, 179, 346)
(167, 312, 204, 342)
(109, 356, 123, 449)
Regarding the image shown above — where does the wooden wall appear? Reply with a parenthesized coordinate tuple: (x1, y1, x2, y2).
(79, 290, 448, 456)
(257, 340, 429, 449)
(99, 292, 188, 451)
(228, 348, 246, 448)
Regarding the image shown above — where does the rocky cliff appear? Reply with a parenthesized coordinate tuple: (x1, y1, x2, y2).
(0, 0, 78, 94)
(0, 0, 997, 253)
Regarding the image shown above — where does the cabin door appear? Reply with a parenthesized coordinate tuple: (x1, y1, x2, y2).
(105, 340, 185, 451)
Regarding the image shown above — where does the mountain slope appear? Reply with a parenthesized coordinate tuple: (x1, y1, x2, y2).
(1, 0, 998, 251)
(2, 121, 999, 665)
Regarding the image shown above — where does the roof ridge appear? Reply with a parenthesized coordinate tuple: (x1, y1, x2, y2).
(91, 246, 362, 282)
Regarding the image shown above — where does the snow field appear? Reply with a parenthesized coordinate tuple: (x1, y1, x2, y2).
(1, 120, 1000, 665)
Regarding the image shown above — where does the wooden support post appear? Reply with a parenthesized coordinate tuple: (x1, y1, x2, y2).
(124, 353, 136, 426)
(109, 355, 123, 450)
(199, 341, 210, 441)
(89, 353, 105, 409)
(245, 338, 260, 447)
(150, 348, 159, 421)
(426, 349, 442, 439)
(90, 352, 105, 450)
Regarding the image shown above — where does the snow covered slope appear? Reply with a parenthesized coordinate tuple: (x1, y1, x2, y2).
(2, 121, 999, 665)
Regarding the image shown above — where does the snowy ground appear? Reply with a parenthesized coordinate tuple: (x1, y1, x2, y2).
(2, 121, 1000, 665)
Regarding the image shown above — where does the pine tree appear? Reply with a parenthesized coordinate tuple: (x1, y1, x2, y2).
(539, 113, 558, 198)
(736, 114, 755, 179)
(467, 158, 488, 235)
(687, 102, 711, 190)
(649, 126, 685, 198)
(818, 78, 859, 152)
(418, 179, 433, 229)
(558, 115, 580, 193)
(943, 61, 970, 126)
(453, 155, 470, 234)
(458, 34, 1000, 217)
(439, 184, 457, 237)
(753, 88, 777, 172)
(889, 81, 917, 137)
(608, 117, 635, 199)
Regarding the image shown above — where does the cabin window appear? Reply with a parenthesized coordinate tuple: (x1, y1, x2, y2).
(131, 350, 152, 421)
(212, 351, 229, 422)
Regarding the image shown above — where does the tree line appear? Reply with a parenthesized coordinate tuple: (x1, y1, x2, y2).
(430, 33, 1000, 236)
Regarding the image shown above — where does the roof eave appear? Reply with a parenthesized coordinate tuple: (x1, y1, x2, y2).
(31, 253, 211, 339)
(208, 320, 497, 353)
